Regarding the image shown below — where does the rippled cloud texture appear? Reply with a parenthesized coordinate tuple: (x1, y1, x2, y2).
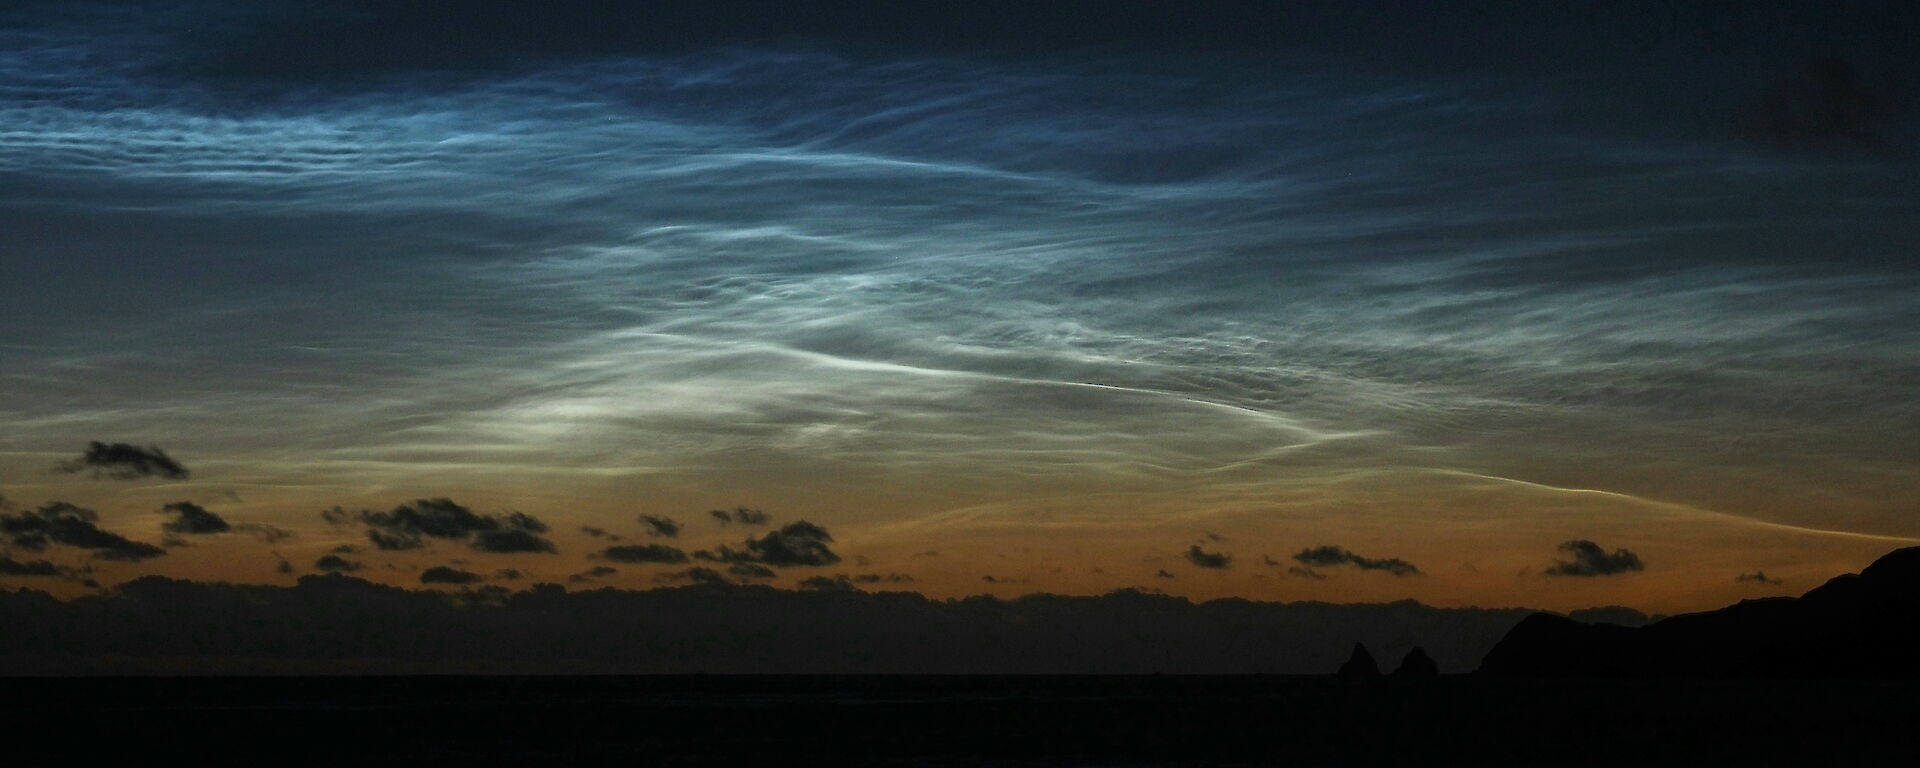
(2, 1, 1917, 611)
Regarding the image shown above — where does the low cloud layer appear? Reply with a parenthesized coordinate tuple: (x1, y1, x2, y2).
(1544, 540, 1646, 578)
(797, 571, 913, 590)
(420, 566, 484, 585)
(727, 562, 777, 580)
(0, 502, 166, 561)
(639, 515, 681, 538)
(660, 566, 730, 585)
(1185, 545, 1231, 570)
(710, 508, 771, 526)
(598, 544, 689, 564)
(160, 502, 230, 535)
(324, 498, 555, 554)
(236, 523, 294, 543)
(0, 556, 62, 576)
(696, 521, 839, 567)
(1292, 546, 1420, 577)
(570, 565, 619, 582)
(55, 442, 189, 481)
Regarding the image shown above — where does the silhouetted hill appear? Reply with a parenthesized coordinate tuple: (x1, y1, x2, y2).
(0, 575, 1641, 675)
(1481, 546, 1920, 678)
(1336, 642, 1381, 679)
(1391, 646, 1439, 678)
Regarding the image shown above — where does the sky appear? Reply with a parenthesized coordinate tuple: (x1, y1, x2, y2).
(2, 1, 1917, 614)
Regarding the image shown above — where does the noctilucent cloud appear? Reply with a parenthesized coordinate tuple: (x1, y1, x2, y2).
(3, 1, 1917, 612)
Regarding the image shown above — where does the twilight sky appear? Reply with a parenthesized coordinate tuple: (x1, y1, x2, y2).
(2, 1, 1917, 613)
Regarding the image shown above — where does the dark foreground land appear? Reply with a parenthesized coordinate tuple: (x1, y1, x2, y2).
(4, 675, 1916, 766)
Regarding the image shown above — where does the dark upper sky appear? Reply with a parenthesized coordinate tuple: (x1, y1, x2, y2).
(1, 1, 1917, 612)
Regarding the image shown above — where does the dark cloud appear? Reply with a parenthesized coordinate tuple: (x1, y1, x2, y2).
(1544, 540, 1645, 577)
(350, 498, 491, 550)
(579, 526, 618, 540)
(639, 515, 681, 538)
(235, 523, 294, 543)
(495, 568, 523, 580)
(0, 556, 62, 576)
(160, 501, 231, 535)
(330, 544, 358, 554)
(726, 562, 776, 580)
(1292, 546, 1421, 577)
(0, 502, 167, 561)
(1262, 555, 1280, 566)
(313, 554, 362, 572)
(1735, 570, 1782, 585)
(695, 521, 839, 567)
(659, 567, 729, 585)
(569, 565, 618, 583)
(420, 566, 484, 585)
(1185, 544, 1231, 569)
(1154, 569, 1176, 579)
(709, 507, 771, 526)
(1203, 532, 1227, 542)
(56, 442, 189, 480)
(502, 512, 548, 533)
(272, 553, 294, 575)
(1288, 566, 1327, 580)
(799, 574, 856, 591)
(598, 544, 689, 564)
(792, 571, 914, 589)
(472, 529, 558, 554)
(330, 498, 555, 553)
(1293, 546, 1354, 567)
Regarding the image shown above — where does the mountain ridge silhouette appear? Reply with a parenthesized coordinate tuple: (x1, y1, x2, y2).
(1480, 546, 1920, 678)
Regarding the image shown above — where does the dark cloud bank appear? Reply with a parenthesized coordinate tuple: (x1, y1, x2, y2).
(709, 508, 771, 526)
(1, 502, 165, 561)
(55, 442, 189, 481)
(159, 501, 229, 535)
(638, 515, 681, 538)
(0, 576, 1654, 675)
(1185, 545, 1231, 569)
(324, 498, 555, 554)
(694, 521, 839, 567)
(1544, 540, 1645, 577)
(1292, 546, 1421, 577)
